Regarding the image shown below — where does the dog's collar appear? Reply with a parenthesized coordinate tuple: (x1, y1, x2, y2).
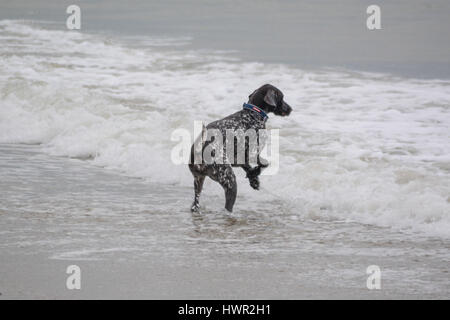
(243, 103, 268, 122)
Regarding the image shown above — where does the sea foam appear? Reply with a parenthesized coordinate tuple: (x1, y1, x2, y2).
(0, 20, 449, 238)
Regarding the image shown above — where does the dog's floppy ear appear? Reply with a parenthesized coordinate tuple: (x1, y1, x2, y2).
(263, 89, 277, 107)
(248, 89, 257, 100)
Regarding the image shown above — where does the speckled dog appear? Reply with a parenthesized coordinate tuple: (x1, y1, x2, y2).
(189, 84, 292, 212)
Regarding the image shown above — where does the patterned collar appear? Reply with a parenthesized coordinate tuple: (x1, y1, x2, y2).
(243, 103, 268, 122)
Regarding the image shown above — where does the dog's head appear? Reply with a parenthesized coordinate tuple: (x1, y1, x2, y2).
(248, 84, 292, 116)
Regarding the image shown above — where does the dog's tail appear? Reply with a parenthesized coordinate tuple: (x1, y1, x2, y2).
(190, 122, 207, 166)
(194, 123, 207, 153)
(201, 123, 207, 143)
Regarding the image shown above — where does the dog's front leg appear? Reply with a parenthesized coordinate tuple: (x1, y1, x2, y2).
(257, 156, 269, 168)
(242, 154, 270, 190)
(242, 164, 261, 190)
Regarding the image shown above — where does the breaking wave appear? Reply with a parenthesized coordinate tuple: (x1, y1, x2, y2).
(1, 20, 449, 238)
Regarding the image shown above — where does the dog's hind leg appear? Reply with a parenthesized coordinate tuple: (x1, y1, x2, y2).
(222, 177, 237, 212)
(191, 175, 205, 212)
(210, 165, 237, 212)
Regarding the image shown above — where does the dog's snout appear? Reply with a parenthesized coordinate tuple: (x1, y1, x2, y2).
(281, 101, 292, 116)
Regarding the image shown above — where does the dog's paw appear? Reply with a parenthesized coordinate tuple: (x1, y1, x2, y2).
(258, 158, 269, 168)
(246, 166, 261, 179)
(191, 202, 200, 213)
(249, 176, 260, 190)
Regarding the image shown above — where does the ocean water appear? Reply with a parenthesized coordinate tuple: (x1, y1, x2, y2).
(0, 18, 449, 297)
(1, 19, 449, 237)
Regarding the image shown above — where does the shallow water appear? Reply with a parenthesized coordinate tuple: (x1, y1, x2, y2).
(0, 144, 449, 298)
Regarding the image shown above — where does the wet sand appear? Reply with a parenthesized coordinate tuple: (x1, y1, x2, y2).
(0, 252, 400, 299)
